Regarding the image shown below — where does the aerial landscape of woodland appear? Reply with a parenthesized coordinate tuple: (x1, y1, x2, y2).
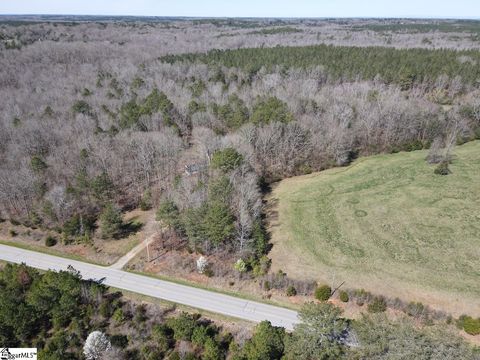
(0, 10, 479, 360)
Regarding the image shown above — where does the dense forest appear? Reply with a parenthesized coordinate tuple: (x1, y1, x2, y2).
(162, 45, 480, 86)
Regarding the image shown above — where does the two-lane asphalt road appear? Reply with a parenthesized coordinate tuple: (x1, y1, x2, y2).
(0, 244, 298, 330)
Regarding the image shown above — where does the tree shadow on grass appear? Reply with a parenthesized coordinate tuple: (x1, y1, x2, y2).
(120, 219, 143, 238)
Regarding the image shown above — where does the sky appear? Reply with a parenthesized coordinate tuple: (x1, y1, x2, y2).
(0, 0, 479, 19)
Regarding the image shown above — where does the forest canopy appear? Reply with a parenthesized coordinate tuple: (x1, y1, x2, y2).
(161, 44, 480, 86)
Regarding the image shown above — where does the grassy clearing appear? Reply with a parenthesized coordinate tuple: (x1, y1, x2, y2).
(268, 141, 480, 316)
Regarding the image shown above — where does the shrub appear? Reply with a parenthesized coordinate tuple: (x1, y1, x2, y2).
(9, 229, 17, 237)
(210, 147, 243, 172)
(30, 155, 47, 172)
(63, 214, 95, 239)
(45, 236, 57, 247)
(434, 161, 451, 175)
(354, 289, 372, 306)
(286, 285, 297, 297)
(139, 190, 152, 211)
(167, 312, 199, 341)
(367, 296, 387, 313)
(191, 325, 210, 346)
(188, 100, 206, 115)
(203, 338, 222, 360)
(339, 290, 349, 303)
(457, 315, 480, 335)
(152, 324, 173, 353)
(82, 88, 92, 97)
(263, 281, 271, 291)
(99, 301, 112, 318)
(203, 268, 214, 278)
(131, 77, 145, 89)
(112, 308, 125, 324)
(110, 334, 128, 349)
(134, 304, 147, 323)
(72, 100, 92, 115)
(234, 259, 247, 273)
(405, 302, 426, 318)
(315, 285, 332, 301)
(252, 256, 271, 277)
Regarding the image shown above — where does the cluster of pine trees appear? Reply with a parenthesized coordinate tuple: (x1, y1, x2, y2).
(162, 44, 480, 87)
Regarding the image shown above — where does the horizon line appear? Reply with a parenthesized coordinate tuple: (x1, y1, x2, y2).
(1, 14, 480, 21)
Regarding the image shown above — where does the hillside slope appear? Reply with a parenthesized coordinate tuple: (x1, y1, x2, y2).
(268, 141, 480, 316)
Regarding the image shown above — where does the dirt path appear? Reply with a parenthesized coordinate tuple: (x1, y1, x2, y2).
(110, 212, 159, 270)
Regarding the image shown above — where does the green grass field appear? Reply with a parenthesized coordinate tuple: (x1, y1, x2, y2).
(268, 141, 480, 316)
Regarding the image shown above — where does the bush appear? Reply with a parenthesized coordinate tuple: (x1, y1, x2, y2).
(457, 315, 480, 335)
(110, 334, 128, 349)
(434, 161, 451, 175)
(339, 290, 349, 303)
(63, 214, 95, 239)
(263, 281, 271, 291)
(286, 285, 297, 297)
(191, 325, 210, 346)
(112, 308, 125, 324)
(9, 229, 17, 237)
(167, 312, 199, 341)
(45, 236, 57, 247)
(30, 155, 48, 172)
(367, 296, 387, 313)
(152, 324, 173, 353)
(405, 301, 426, 318)
(72, 100, 92, 115)
(234, 259, 247, 273)
(252, 256, 271, 277)
(203, 268, 214, 278)
(315, 285, 332, 301)
(354, 288, 372, 306)
(134, 304, 147, 323)
(139, 190, 152, 211)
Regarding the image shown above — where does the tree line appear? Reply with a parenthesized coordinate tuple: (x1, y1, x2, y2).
(161, 44, 480, 88)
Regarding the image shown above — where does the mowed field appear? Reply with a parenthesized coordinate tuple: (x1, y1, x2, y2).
(268, 141, 480, 316)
